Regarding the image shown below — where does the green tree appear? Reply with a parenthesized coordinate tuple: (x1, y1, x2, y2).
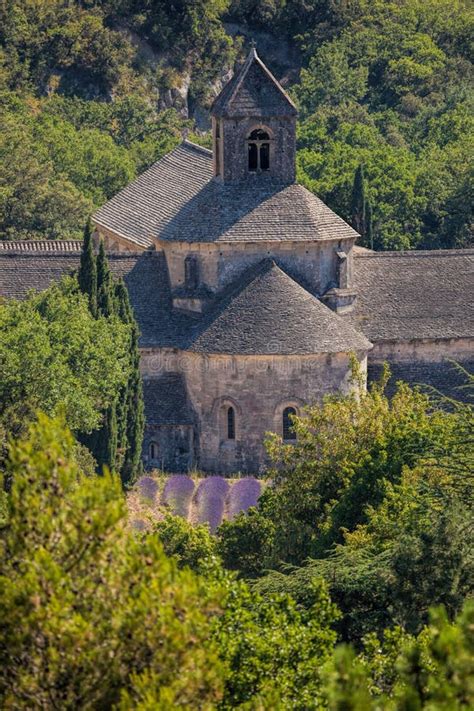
(115, 279, 145, 485)
(0, 277, 130, 457)
(77, 218, 97, 316)
(350, 163, 367, 237)
(0, 413, 225, 708)
(96, 238, 114, 316)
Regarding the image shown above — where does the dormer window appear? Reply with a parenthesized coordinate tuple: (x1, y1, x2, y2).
(184, 255, 200, 290)
(248, 129, 271, 173)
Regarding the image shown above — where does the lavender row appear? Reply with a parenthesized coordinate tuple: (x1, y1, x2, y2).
(133, 475, 263, 530)
(162, 475, 195, 518)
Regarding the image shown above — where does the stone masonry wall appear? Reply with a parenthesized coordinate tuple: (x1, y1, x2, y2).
(160, 238, 355, 298)
(220, 116, 296, 184)
(141, 348, 367, 474)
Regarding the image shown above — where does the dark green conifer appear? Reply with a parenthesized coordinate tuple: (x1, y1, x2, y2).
(115, 280, 145, 485)
(78, 219, 97, 317)
(366, 200, 374, 250)
(350, 164, 366, 237)
(96, 239, 114, 317)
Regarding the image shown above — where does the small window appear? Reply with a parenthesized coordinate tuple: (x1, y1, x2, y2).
(227, 406, 235, 440)
(247, 129, 271, 173)
(149, 441, 158, 460)
(184, 255, 199, 290)
(283, 407, 297, 441)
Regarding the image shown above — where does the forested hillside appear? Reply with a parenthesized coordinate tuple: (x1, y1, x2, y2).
(1, 0, 472, 248)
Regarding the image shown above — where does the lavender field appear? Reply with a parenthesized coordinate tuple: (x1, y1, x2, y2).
(128, 475, 263, 532)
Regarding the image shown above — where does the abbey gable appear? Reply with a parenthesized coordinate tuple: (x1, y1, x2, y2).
(1, 49, 473, 474)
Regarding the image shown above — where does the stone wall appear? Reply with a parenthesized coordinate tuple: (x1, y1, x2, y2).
(218, 116, 296, 184)
(143, 423, 195, 472)
(159, 238, 355, 298)
(141, 347, 367, 474)
(369, 337, 474, 363)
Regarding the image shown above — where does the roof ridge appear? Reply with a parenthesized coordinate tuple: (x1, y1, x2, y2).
(355, 248, 474, 259)
(0, 240, 83, 253)
(212, 47, 297, 116)
(181, 139, 212, 157)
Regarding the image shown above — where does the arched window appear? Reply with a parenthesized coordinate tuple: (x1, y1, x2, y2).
(227, 406, 236, 440)
(149, 441, 159, 460)
(184, 255, 199, 290)
(248, 129, 270, 173)
(282, 407, 297, 441)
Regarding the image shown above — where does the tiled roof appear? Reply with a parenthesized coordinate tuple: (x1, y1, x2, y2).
(93, 141, 356, 247)
(368, 360, 474, 404)
(143, 374, 194, 425)
(212, 47, 297, 118)
(352, 249, 474, 341)
(185, 259, 371, 355)
(92, 141, 213, 249)
(0, 240, 83, 253)
(0, 249, 179, 348)
(0, 252, 80, 300)
(160, 180, 359, 243)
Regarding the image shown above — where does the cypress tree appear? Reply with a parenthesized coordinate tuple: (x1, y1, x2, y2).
(94, 402, 118, 474)
(78, 219, 97, 317)
(350, 164, 366, 237)
(115, 280, 145, 485)
(366, 200, 374, 250)
(96, 239, 114, 317)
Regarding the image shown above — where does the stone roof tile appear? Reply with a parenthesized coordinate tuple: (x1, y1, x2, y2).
(212, 48, 297, 118)
(161, 180, 359, 243)
(93, 141, 213, 249)
(143, 374, 194, 425)
(93, 141, 356, 247)
(351, 249, 474, 341)
(368, 360, 474, 403)
(186, 259, 371, 355)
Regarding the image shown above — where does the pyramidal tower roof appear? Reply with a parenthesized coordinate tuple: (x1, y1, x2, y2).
(212, 47, 297, 118)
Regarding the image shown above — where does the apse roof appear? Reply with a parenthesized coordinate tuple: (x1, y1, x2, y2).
(185, 259, 371, 355)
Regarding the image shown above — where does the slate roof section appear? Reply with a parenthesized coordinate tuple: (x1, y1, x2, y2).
(92, 141, 213, 249)
(212, 47, 297, 118)
(352, 250, 474, 341)
(143, 374, 195, 425)
(0, 240, 83, 253)
(0, 249, 179, 348)
(368, 360, 474, 404)
(0, 252, 80, 300)
(160, 180, 359, 243)
(185, 259, 371, 355)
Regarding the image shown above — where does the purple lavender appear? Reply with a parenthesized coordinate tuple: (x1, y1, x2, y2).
(162, 475, 195, 518)
(228, 478, 261, 519)
(194, 477, 230, 532)
(131, 519, 147, 531)
(136, 476, 159, 502)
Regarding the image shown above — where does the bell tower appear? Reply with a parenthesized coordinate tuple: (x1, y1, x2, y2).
(211, 47, 298, 185)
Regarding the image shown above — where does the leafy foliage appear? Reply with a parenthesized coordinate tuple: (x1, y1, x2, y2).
(0, 276, 130, 466)
(1, 0, 471, 246)
(0, 413, 225, 709)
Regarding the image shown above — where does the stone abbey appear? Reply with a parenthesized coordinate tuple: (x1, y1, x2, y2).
(1, 49, 473, 473)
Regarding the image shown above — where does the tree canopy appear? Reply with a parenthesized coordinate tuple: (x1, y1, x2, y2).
(0, 0, 471, 247)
